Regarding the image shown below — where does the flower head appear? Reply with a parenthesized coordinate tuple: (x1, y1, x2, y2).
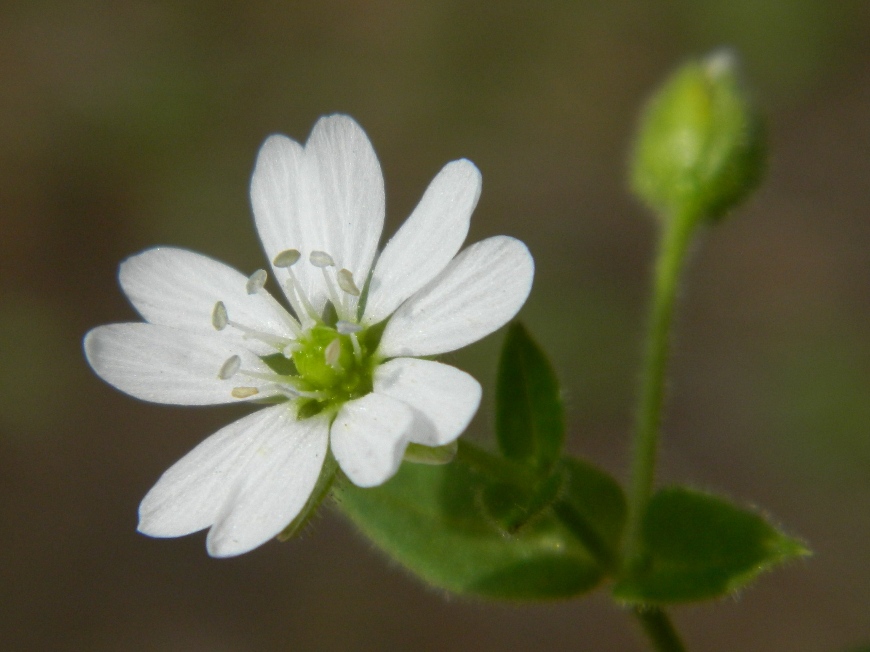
(84, 115, 534, 557)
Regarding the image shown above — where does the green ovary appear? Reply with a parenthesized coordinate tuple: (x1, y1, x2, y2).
(291, 325, 374, 414)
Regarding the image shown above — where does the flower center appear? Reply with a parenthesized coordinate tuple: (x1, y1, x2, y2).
(290, 325, 374, 417)
(211, 249, 377, 418)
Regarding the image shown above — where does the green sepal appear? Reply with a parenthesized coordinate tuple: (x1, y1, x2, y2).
(277, 452, 338, 542)
(334, 456, 606, 600)
(613, 486, 810, 604)
(495, 322, 565, 472)
(403, 441, 458, 465)
(261, 352, 297, 376)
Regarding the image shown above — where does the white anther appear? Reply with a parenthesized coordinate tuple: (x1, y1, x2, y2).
(246, 269, 268, 294)
(231, 387, 260, 399)
(212, 302, 229, 330)
(273, 249, 301, 268)
(309, 251, 335, 268)
(218, 355, 242, 380)
(336, 269, 361, 296)
(324, 338, 342, 369)
(336, 320, 362, 335)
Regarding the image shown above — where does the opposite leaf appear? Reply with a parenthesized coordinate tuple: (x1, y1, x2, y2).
(496, 322, 564, 472)
(613, 486, 809, 604)
(335, 457, 605, 600)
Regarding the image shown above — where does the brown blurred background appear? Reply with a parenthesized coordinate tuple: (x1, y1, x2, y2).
(1, 1, 868, 650)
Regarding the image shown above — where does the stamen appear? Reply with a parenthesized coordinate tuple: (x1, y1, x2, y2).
(231, 387, 260, 399)
(218, 355, 242, 380)
(273, 249, 302, 268)
(324, 338, 342, 369)
(336, 320, 362, 334)
(275, 385, 327, 400)
(214, 303, 294, 350)
(336, 269, 361, 296)
(246, 269, 268, 294)
(227, 320, 291, 349)
(320, 269, 346, 320)
(212, 302, 229, 330)
(350, 332, 363, 363)
(283, 271, 319, 326)
(309, 251, 335, 268)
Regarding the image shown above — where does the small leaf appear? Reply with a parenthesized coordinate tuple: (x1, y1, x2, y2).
(613, 486, 810, 604)
(335, 458, 605, 600)
(496, 322, 564, 471)
(552, 457, 627, 572)
(481, 469, 565, 534)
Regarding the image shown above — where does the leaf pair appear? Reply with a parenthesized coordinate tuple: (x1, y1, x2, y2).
(336, 323, 808, 604)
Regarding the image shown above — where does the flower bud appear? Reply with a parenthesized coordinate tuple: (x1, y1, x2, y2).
(630, 50, 765, 223)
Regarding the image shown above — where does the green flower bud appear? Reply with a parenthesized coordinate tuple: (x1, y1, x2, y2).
(630, 50, 765, 223)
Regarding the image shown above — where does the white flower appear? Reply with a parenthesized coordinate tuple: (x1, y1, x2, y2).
(84, 115, 534, 557)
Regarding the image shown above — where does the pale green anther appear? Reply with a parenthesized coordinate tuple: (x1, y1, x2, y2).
(324, 338, 342, 368)
(246, 269, 268, 294)
(630, 49, 765, 224)
(218, 355, 242, 379)
(273, 249, 301, 268)
(212, 301, 229, 330)
(336, 269, 361, 296)
(309, 251, 334, 268)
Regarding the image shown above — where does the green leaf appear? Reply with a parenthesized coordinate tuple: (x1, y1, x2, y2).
(552, 457, 628, 572)
(481, 469, 565, 534)
(613, 486, 810, 604)
(334, 457, 605, 600)
(495, 322, 565, 471)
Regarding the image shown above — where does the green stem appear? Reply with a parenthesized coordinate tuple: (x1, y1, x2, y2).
(634, 607, 687, 652)
(623, 213, 696, 652)
(624, 212, 696, 565)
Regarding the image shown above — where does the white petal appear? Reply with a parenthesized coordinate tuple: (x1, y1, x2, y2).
(374, 358, 481, 446)
(304, 115, 385, 299)
(362, 159, 481, 326)
(119, 247, 296, 353)
(330, 392, 413, 487)
(138, 404, 315, 538)
(84, 324, 272, 405)
(250, 116, 385, 317)
(250, 134, 325, 313)
(377, 236, 534, 357)
(206, 410, 330, 557)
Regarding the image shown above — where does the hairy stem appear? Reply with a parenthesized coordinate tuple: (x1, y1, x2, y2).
(634, 607, 688, 652)
(624, 212, 696, 565)
(623, 213, 697, 652)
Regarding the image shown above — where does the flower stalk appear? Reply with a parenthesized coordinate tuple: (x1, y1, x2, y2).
(624, 208, 696, 567)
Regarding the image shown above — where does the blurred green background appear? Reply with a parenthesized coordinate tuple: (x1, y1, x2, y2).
(1, 1, 868, 650)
